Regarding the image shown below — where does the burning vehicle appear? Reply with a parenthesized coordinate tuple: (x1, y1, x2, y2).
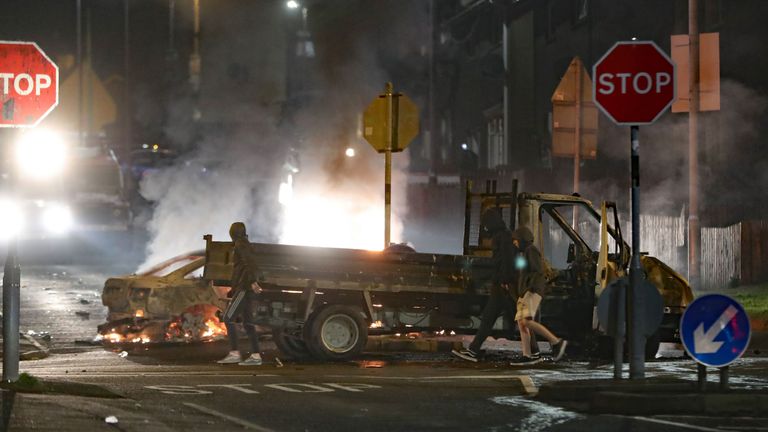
(98, 251, 229, 343)
(202, 183, 693, 361)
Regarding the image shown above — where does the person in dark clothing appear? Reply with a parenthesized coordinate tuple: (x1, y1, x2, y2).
(452, 208, 540, 362)
(510, 227, 567, 365)
(217, 222, 263, 366)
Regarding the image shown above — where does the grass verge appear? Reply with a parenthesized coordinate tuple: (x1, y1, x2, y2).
(0, 373, 123, 399)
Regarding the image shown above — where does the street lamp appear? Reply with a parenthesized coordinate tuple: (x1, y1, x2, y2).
(286, 0, 300, 9)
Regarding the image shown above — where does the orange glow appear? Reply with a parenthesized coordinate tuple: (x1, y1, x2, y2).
(135, 309, 145, 318)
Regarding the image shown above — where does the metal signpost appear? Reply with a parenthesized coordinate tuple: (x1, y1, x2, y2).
(0, 41, 59, 382)
(593, 41, 676, 379)
(362, 82, 419, 249)
(680, 294, 751, 390)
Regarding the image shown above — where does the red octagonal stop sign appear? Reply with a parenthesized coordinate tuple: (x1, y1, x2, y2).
(0, 41, 59, 128)
(593, 41, 676, 125)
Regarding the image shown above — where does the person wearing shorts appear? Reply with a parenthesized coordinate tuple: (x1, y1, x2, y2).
(510, 227, 567, 365)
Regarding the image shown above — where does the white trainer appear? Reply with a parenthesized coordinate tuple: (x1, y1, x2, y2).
(217, 351, 241, 364)
(238, 353, 263, 366)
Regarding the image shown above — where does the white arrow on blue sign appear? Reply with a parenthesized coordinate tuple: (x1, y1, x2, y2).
(680, 294, 751, 368)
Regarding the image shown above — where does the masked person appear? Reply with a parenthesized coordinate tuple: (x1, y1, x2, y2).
(452, 208, 540, 362)
(510, 227, 567, 365)
(217, 222, 263, 366)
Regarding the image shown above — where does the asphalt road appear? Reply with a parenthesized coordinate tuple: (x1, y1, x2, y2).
(3, 264, 768, 431)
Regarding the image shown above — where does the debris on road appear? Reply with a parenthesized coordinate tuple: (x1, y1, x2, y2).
(104, 416, 119, 424)
(275, 357, 283, 367)
(79, 299, 91, 305)
(118, 351, 128, 358)
(75, 311, 91, 319)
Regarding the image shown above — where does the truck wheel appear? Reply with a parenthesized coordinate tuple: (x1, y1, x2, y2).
(304, 305, 368, 361)
(273, 329, 311, 360)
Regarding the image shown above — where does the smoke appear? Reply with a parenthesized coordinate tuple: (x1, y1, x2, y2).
(578, 78, 768, 221)
(139, 117, 284, 268)
(137, 2, 422, 269)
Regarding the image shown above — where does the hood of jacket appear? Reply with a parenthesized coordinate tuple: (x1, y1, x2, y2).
(481, 208, 508, 236)
(229, 222, 248, 241)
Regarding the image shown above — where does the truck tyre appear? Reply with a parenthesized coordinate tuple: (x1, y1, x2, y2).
(273, 329, 311, 360)
(303, 305, 368, 361)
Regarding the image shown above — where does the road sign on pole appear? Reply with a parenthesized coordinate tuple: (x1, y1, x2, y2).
(0, 41, 59, 128)
(0, 41, 58, 383)
(593, 41, 676, 125)
(681, 294, 751, 368)
(363, 83, 419, 249)
(593, 41, 676, 380)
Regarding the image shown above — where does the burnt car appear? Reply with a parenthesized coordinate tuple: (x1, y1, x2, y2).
(99, 251, 230, 343)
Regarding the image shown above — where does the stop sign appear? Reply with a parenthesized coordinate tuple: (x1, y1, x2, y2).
(593, 41, 676, 125)
(0, 41, 59, 128)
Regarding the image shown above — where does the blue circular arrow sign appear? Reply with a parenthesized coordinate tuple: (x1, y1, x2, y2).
(680, 294, 751, 367)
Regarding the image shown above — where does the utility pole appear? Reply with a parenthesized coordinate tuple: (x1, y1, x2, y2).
(688, 0, 701, 290)
(76, 0, 83, 147)
(124, 0, 132, 159)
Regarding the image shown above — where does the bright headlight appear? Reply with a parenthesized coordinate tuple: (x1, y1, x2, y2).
(0, 199, 24, 239)
(15, 130, 68, 180)
(42, 204, 73, 235)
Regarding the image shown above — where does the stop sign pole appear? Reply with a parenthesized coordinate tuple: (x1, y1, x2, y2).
(362, 82, 419, 249)
(593, 41, 676, 380)
(0, 41, 59, 382)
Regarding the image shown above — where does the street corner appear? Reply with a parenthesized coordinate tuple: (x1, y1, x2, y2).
(0, 372, 124, 399)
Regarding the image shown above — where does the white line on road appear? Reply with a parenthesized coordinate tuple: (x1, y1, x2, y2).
(613, 415, 727, 432)
(183, 402, 277, 432)
(326, 374, 538, 394)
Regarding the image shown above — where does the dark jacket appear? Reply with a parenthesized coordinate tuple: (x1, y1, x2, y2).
(481, 209, 518, 288)
(512, 227, 546, 297)
(229, 222, 257, 293)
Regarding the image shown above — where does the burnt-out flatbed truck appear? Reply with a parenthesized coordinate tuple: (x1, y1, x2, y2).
(203, 183, 693, 361)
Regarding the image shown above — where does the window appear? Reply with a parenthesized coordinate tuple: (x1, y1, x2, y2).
(572, 0, 589, 24)
(546, 2, 556, 41)
(703, 0, 723, 30)
(486, 117, 506, 168)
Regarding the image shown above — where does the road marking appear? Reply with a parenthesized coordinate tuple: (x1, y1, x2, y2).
(183, 403, 276, 432)
(327, 374, 538, 394)
(198, 384, 259, 394)
(263, 383, 334, 393)
(145, 385, 213, 395)
(620, 416, 726, 432)
(324, 383, 381, 392)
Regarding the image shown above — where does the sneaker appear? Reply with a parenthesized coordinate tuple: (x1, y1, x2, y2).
(530, 351, 541, 360)
(510, 356, 543, 366)
(451, 348, 480, 362)
(217, 351, 241, 364)
(238, 353, 263, 366)
(551, 339, 568, 362)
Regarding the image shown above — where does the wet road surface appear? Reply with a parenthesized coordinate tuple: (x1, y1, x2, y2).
(4, 264, 768, 431)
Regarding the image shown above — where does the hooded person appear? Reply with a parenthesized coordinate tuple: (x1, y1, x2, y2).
(452, 208, 527, 362)
(217, 222, 264, 366)
(510, 227, 567, 364)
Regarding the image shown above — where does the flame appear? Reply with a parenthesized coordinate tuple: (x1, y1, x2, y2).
(102, 305, 228, 344)
(369, 320, 383, 329)
(104, 332, 124, 343)
(201, 318, 227, 339)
